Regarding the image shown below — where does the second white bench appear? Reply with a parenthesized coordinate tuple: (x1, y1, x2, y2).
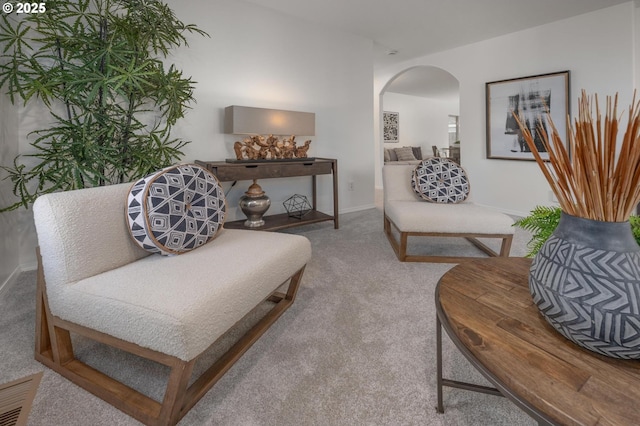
(382, 164, 514, 263)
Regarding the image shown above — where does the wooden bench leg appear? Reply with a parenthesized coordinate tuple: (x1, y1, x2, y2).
(382, 218, 515, 263)
(500, 235, 514, 257)
(399, 232, 408, 261)
(162, 359, 196, 425)
(35, 248, 73, 366)
(466, 237, 500, 257)
(384, 216, 406, 261)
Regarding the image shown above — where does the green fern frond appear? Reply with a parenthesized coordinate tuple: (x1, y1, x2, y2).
(515, 206, 640, 257)
(630, 216, 640, 247)
(513, 206, 562, 257)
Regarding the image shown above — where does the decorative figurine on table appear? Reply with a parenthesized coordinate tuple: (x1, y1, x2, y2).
(233, 135, 312, 160)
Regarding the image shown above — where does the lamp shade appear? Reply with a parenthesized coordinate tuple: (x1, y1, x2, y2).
(224, 105, 315, 136)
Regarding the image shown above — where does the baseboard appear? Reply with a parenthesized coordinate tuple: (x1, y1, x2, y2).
(340, 204, 377, 214)
(20, 261, 37, 272)
(0, 266, 22, 298)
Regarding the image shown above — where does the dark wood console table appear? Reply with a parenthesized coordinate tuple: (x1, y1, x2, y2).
(436, 257, 640, 425)
(195, 158, 338, 231)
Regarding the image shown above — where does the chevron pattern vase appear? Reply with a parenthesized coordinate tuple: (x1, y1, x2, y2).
(529, 212, 640, 359)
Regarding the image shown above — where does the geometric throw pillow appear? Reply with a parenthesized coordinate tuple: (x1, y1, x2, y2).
(395, 146, 417, 161)
(411, 158, 470, 203)
(411, 146, 422, 161)
(126, 164, 226, 255)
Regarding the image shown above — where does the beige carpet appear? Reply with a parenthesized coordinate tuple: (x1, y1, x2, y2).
(0, 207, 536, 425)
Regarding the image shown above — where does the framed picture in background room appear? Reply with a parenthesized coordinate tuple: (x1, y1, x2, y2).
(383, 111, 399, 143)
(485, 70, 570, 160)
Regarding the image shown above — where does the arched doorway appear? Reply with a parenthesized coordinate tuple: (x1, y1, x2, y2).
(380, 66, 460, 164)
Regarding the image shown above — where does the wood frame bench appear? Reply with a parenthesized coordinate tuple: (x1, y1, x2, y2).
(32, 183, 312, 426)
(382, 164, 514, 263)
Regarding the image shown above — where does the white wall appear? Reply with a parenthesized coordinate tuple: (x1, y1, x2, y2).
(382, 92, 459, 157)
(375, 2, 636, 216)
(4, 0, 376, 271)
(0, 83, 20, 291)
(3, 1, 639, 277)
(162, 0, 375, 220)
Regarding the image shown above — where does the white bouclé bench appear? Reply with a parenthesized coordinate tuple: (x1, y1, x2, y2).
(383, 163, 514, 263)
(32, 176, 311, 426)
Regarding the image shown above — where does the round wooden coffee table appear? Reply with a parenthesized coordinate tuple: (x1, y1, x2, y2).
(435, 257, 640, 425)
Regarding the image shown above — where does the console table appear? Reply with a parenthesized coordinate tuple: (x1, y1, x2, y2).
(436, 257, 640, 425)
(195, 158, 338, 231)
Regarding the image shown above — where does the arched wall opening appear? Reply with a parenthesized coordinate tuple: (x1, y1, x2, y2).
(375, 66, 460, 202)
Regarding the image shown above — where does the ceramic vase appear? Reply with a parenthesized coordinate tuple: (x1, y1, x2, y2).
(529, 212, 640, 359)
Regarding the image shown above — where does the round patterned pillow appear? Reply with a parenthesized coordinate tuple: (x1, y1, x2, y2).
(126, 164, 226, 255)
(411, 158, 470, 203)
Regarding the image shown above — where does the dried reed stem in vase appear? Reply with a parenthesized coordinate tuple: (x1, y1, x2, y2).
(515, 90, 640, 222)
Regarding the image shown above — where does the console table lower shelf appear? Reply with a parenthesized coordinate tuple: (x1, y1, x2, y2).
(223, 210, 334, 231)
(195, 158, 339, 232)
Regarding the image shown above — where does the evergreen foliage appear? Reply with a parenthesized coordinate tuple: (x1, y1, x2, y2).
(0, 0, 208, 211)
(515, 206, 640, 257)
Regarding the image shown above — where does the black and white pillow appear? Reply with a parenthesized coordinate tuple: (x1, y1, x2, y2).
(411, 158, 470, 203)
(127, 164, 226, 255)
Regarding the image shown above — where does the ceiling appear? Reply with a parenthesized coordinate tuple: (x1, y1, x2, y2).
(384, 66, 460, 99)
(243, 0, 629, 98)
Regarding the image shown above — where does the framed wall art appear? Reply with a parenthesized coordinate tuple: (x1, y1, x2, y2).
(485, 70, 570, 160)
(383, 111, 399, 143)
